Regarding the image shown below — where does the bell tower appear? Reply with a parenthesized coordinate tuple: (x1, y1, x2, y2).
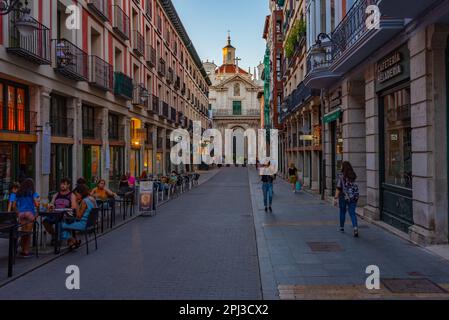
(222, 32, 236, 65)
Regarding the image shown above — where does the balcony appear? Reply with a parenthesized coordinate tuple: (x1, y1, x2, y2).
(167, 67, 174, 84)
(177, 111, 183, 126)
(181, 83, 186, 95)
(330, 0, 404, 75)
(169, 107, 177, 123)
(114, 72, 133, 100)
(158, 58, 166, 77)
(132, 30, 145, 56)
(54, 39, 88, 81)
(161, 102, 169, 119)
(282, 82, 320, 120)
(146, 45, 156, 68)
(89, 55, 113, 91)
(150, 94, 160, 114)
(7, 13, 51, 65)
(0, 108, 37, 134)
(145, 0, 153, 19)
(87, 0, 110, 21)
(174, 76, 180, 90)
(113, 5, 130, 40)
(132, 84, 149, 106)
(50, 116, 74, 138)
(109, 125, 125, 141)
(212, 109, 261, 117)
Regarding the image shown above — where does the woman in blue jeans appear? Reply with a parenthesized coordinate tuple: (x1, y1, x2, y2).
(260, 161, 274, 213)
(334, 161, 359, 237)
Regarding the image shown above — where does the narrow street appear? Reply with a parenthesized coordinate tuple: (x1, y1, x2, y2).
(1, 167, 449, 299)
(0, 168, 261, 300)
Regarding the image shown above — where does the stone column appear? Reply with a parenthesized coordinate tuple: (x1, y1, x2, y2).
(162, 127, 167, 174)
(341, 79, 366, 206)
(364, 64, 381, 220)
(311, 103, 320, 191)
(36, 87, 51, 198)
(324, 92, 334, 200)
(124, 117, 131, 175)
(408, 27, 444, 245)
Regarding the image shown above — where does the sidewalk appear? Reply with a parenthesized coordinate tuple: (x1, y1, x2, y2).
(248, 167, 449, 300)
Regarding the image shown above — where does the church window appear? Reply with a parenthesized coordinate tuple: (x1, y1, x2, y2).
(234, 83, 240, 96)
(232, 101, 242, 115)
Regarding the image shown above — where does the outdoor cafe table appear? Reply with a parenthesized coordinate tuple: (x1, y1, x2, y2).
(38, 209, 73, 254)
(0, 222, 16, 277)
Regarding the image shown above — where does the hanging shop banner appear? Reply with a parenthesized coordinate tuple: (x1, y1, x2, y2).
(323, 108, 342, 124)
(42, 124, 51, 175)
(375, 45, 410, 92)
(138, 180, 155, 214)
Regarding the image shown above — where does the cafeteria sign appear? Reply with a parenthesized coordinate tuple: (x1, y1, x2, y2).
(138, 181, 155, 215)
(376, 45, 410, 92)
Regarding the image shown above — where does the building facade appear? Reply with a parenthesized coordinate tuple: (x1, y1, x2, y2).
(204, 36, 263, 164)
(0, 0, 210, 206)
(301, 0, 449, 245)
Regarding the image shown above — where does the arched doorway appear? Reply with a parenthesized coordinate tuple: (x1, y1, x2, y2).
(231, 126, 246, 166)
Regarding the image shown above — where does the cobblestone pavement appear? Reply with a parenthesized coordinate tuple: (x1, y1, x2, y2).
(248, 167, 449, 300)
(0, 167, 261, 299)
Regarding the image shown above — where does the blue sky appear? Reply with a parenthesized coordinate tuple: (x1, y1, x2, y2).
(172, 0, 270, 71)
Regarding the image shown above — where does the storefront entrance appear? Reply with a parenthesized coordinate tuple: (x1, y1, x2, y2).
(379, 85, 413, 233)
(83, 145, 101, 189)
(109, 146, 124, 191)
(0, 143, 34, 209)
(50, 144, 72, 193)
(327, 112, 343, 195)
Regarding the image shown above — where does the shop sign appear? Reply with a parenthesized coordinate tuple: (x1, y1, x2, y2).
(300, 135, 313, 141)
(329, 89, 342, 109)
(324, 108, 342, 124)
(376, 45, 410, 92)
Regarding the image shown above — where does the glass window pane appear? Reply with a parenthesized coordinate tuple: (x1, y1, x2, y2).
(384, 88, 412, 188)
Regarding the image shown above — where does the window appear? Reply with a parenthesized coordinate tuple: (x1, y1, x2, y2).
(108, 113, 119, 140)
(0, 80, 28, 132)
(233, 83, 240, 96)
(232, 101, 242, 115)
(383, 87, 412, 188)
(82, 105, 95, 138)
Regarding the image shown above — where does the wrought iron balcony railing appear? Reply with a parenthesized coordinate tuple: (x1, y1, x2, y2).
(146, 45, 156, 68)
(133, 30, 145, 56)
(50, 116, 74, 138)
(54, 39, 88, 81)
(167, 67, 174, 84)
(7, 12, 51, 65)
(113, 72, 133, 100)
(169, 107, 177, 123)
(113, 5, 130, 40)
(89, 55, 113, 91)
(132, 84, 149, 106)
(158, 58, 166, 77)
(331, 0, 376, 61)
(283, 82, 320, 114)
(212, 109, 261, 117)
(151, 94, 160, 114)
(87, 0, 110, 21)
(161, 102, 169, 118)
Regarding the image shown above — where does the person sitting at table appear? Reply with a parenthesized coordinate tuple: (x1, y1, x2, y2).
(91, 179, 117, 201)
(126, 172, 136, 188)
(62, 184, 97, 249)
(44, 178, 77, 244)
(15, 178, 40, 258)
(7, 182, 20, 212)
(76, 177, 88, 189)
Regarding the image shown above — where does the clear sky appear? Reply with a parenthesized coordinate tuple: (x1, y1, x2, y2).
(172, 0, 270, 72)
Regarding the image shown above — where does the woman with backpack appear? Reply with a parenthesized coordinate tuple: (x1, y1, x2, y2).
(335, 161, 360, 237)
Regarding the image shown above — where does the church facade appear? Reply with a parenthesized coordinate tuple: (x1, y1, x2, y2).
(203, 36, 264, 163)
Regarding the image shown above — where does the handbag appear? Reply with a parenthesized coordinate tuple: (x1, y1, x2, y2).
(295, 181, 302, 191)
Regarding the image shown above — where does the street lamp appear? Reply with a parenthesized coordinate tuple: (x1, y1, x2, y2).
(0, 0, 38, 36)
(309, 33, 333, 69)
